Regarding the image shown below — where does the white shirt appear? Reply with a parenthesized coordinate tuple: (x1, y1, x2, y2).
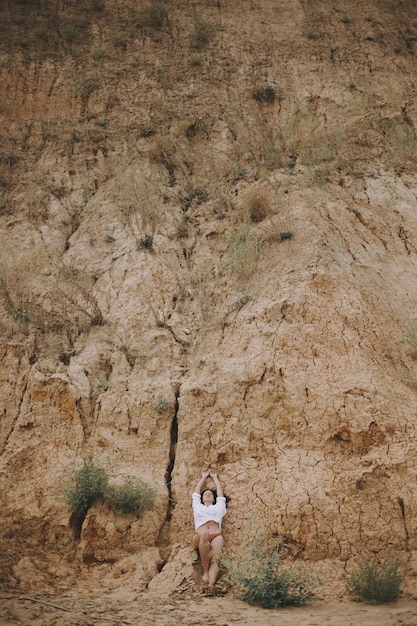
(192, 492, 227, 531)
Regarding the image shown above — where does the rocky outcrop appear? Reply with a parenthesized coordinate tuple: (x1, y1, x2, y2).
(1, 0, 417, 597)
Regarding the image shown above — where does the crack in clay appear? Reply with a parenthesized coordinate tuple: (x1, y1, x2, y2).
(156, 389, 179, 565)
(397, 497, 410, 544)
(398, 224, 411, 255)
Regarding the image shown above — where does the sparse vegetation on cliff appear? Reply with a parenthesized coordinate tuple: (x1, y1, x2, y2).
(190, 16, 213, 50)
(1, 0, 417, 601)
(62, 459, 156, 519)
(346, 560, 404, 604)
(223, 533, 317, 608)
(62, 458, 109, 518)
(105, 478, 156, 517)
(228, 225, 260, 278)
(252, 85, 276, 104)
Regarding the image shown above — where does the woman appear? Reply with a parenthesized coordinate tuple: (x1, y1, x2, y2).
(192, 468, 226, 588)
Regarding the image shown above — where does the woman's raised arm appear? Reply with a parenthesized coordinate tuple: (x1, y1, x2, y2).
(194, 470, 210, 494)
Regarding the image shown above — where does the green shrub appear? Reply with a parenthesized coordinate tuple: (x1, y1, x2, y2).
(137, 235, 153, 251)
(105, 478, 156, 517)
(62, 459, 109, 517)
(346, 560, 404, 604)
(223, 534, 317, 608)
(156, 396, 170, 413)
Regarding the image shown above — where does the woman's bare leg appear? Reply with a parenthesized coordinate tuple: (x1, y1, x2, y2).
(208, 535, 224, 587)
(193, 530, 211, 582)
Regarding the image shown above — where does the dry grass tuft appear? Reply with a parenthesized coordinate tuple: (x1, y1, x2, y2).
(244, 187, 272, 224)
(228, 224, 260, 278)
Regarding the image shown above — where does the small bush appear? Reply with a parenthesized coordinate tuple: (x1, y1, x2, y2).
(92, 47, 105, 61)
(142, 0, 167, 30)
(79, 78, 100, 99)
(305, 27, 319, 40)
(346, 560, 404, 604)
(245, 189, 271, 224)
(253, 85, 276, 104)
(62, 459, 109, 518)
(190, 52, 204, 66)
(137, 235, 153, 251)
(156, 396, 170, 413)
(58, 264, 105, 328)
(139, 124, 156, 138)
(223, 534, 317, 608)
(183, 117, 210, 139)
(310, 166, 331, 187)
(230, 167, 247, 184)
(105, 478, 156, 517)
(190, 16, 212, 50)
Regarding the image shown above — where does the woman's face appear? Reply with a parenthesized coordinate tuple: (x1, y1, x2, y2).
(202, 490, 215, 506)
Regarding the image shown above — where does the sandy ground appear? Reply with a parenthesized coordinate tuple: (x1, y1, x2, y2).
(1, 590, 417, 626)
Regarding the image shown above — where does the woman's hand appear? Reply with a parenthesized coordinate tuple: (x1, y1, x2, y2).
(208, 468, 223, 497)
(194, 469, 210, 493)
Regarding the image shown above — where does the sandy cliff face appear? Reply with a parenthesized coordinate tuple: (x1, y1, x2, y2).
(1, 0, 417, 597)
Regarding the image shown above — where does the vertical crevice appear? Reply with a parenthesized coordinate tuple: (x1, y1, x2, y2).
(166, 407, 178, 523)
(70, 512, 85, 541)
(157, 390, 179, 565)
(397, 497, 409, 544)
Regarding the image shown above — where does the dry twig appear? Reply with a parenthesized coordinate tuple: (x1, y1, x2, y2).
(18, 596, 132, 624)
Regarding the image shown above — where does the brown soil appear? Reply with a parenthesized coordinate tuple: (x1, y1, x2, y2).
(1, 591, 417, 626)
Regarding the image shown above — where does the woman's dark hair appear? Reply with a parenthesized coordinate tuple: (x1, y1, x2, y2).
(200, 489, 217, 504)
(200, 489, 230, 504)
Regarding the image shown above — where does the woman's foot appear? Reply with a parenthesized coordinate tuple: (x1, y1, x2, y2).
(202, 572, 209, 583)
